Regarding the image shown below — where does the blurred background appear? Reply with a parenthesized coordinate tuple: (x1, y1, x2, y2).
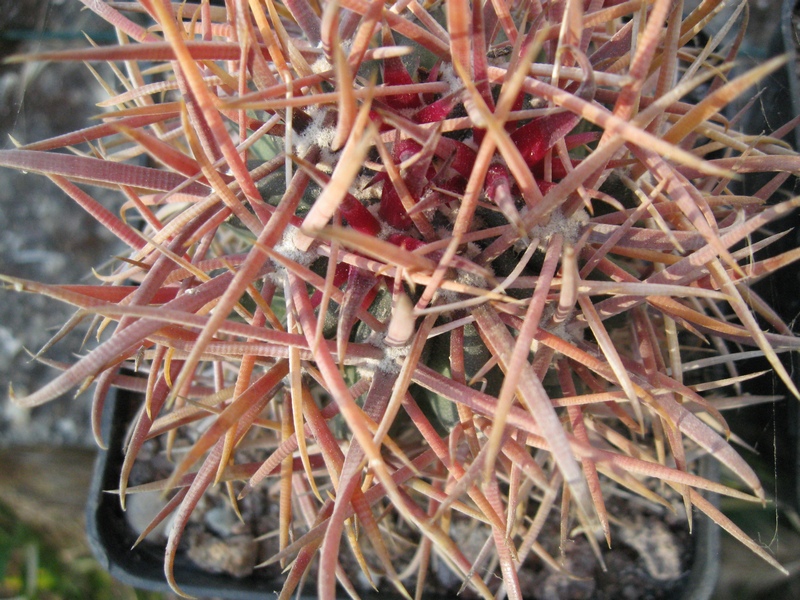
(0, 1, 798, 598)
(0, 1, 166, 597)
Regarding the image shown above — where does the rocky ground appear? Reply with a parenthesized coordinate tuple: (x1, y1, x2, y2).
(0, 0, 123, 448)
(0, 2, 158, 597)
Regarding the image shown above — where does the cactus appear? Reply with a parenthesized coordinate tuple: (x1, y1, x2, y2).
(2, 1, 800, 598)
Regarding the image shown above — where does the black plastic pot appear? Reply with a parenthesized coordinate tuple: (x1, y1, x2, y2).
(86, 387, 722, 599)
(776, 0, 800, 518)
(86, 388, 300, 600)
(737, 0, 800, 517)
(681, 459, 721, 600)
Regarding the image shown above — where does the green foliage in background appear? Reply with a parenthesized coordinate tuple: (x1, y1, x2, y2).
(0, 500, 162, 600)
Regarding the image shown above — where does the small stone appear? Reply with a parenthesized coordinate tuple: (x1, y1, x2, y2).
(204, 505, 246, 538)
(187, 531, 257, 578)
(618, 517, 682, 581)
(124, 491, 170, 542)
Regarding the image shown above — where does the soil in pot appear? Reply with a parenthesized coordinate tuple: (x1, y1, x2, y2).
(89, 389, 719, 600)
